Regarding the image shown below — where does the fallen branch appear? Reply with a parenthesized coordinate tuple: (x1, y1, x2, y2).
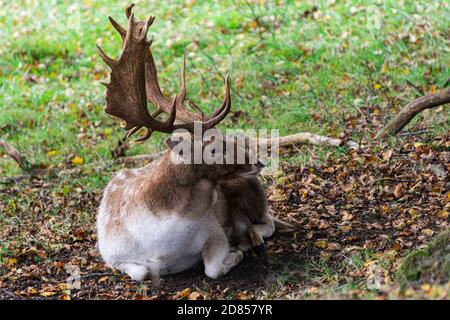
(119, 133, 349, 165)
(277, 132, 343, 147)
(3, 90, 448, 177)
(375, 88, 450, 139)
(0, 139, 34, 172)
(405, 79, 424, 96)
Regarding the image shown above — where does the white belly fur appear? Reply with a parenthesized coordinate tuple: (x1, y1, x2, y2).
(97, 203, 211, 275)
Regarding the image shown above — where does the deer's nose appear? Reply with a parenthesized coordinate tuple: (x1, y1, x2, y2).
(256, 160, 265, 169)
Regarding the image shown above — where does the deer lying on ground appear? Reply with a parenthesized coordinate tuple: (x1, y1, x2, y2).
(96, 4, 282, 281)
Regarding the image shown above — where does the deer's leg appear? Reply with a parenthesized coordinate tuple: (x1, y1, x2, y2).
(238, 213, 275, 255)
(115, 262, 149, 281)
(253, 213, 275, 238)
(237, 226, 266, 255)
(202, 224, 243, 279)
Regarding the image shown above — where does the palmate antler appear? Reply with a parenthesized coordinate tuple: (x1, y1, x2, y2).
(97, 3, 231, 141)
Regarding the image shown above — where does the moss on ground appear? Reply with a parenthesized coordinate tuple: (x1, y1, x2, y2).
(398, 229, 450, 286)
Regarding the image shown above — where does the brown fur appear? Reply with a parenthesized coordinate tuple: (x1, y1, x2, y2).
(101, 133, 269, 246)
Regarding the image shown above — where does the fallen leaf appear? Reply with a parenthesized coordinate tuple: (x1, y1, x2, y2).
(318, 221, 330, 229)
(5, 258, 18, 268)
(249, 20, 258, 29)
(27, 287, 37, 294)
(57, 283, 70, 291)
(408, 208, 420, 219)
(320, 251, 331, 260)
(40, 291, 57, 297)
(188, 291, 203, 300)
(177, 288, 191, 299)
(421, 229, 434, 236)
(71, 156, 84, 165)
(268, 188, 285, 202)
(393, 183, 403, 198)
(342, 211, 353, 221)
(339, 225, 352, 233)
(327, 243, 341, 251)
(382, 150, 393, 161)
(315, 240, 327, 249)
(421, 283, 432, 293)
(438, 210, 449, 219)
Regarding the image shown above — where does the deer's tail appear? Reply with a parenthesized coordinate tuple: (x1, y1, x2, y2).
(268, 208, 297, 231)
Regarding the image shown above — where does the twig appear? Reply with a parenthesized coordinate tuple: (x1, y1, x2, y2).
(0, 288, 19, 299)
(245, 2, 276, 40)
(195, 46, 245, 100)
(406, 79, 424, 96)
(79, 272, 116, 280)
(397, 129, 429, 137)
(111, 138, 130, 159)
(0, 175, 31, 185)
(363, 59, 376, 93)
(377, 177, 415, 184)
(197, 47, 225, 82)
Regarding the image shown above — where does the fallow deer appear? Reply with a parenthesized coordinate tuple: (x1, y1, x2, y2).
(96, 4, 278, 281)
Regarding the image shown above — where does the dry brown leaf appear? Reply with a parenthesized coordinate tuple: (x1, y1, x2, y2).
(314, 240, 327, 249)
(342, 211, 354, 221)
(40, 291, 57, 297)
(177, 288, 191, 299)
(188, 291, 203, 300)
(235, 291, 252, 300)
(327, 243, 341, 251)
(26, 287, 37, 294)
(394, 183, 403, 198)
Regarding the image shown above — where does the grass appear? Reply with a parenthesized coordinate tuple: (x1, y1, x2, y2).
(0, 0, 449, 299)
(1, 0, 449, 176)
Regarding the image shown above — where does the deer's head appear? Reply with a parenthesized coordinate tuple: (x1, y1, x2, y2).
(97, 4, 263, 183)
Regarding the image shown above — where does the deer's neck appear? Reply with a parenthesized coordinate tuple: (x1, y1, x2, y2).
(153, 153, 198, 186)
(139, 153, 205, 213)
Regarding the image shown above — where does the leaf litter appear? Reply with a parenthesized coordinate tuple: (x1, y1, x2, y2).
(1, 131, 448, 299)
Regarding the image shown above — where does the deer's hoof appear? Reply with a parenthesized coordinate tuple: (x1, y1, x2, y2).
(253, 243, 267, 256)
